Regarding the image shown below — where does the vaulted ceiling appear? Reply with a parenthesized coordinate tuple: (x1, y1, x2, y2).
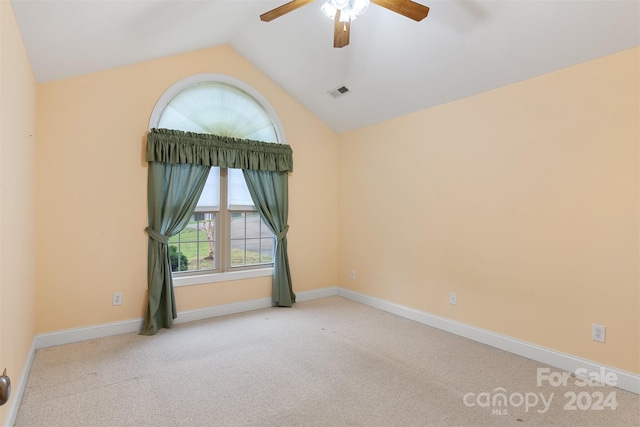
(10, 0, 640, 133)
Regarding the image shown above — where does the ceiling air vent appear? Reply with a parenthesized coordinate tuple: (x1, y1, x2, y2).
(328, 85, 351, 99)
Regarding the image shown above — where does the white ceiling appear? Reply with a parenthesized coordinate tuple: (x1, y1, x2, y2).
(10, 0, 640, 133)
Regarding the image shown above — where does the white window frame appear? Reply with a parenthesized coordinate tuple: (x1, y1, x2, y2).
(148, 74, 286, 287)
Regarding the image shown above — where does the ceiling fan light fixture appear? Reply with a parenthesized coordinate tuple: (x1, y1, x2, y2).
(320, 2, 338, 19)
(321, 0, 370, 22)
(331, 0, 350, 9)
(339, 8, 358, 22)
(349, 0, 370, 16)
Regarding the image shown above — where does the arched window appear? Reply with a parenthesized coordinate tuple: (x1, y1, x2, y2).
(149, 74, 285, 142)
(148, 74, 285, 281)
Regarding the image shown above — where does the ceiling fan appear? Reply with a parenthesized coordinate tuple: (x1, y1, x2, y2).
(260, 0, 429, 48)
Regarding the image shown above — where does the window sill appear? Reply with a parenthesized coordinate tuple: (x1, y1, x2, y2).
(173, 268, 273, 288)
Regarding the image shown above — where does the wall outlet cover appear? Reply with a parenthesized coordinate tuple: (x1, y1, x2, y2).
(592, 324, 606, 343)
(449, 292, 457, 305)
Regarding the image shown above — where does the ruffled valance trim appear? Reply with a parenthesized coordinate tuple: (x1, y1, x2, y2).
(146, 128, 293, 172)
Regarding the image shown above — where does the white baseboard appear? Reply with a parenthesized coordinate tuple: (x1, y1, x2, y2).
(295, 286, 338, 302)
(175, 297, 273, 325)
(3, 340, 36, 427)
(337, 287, 640, 395)
(33, 287, 339, 350)
(11, 284, 636, 427)
(176, 286, 339, 324)
(34, 318, 143, 349)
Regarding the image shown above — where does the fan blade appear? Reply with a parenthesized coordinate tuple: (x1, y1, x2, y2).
(370, 0, 429, 21)
(333, 10, 350, 48)
(260, 0, 315, 22)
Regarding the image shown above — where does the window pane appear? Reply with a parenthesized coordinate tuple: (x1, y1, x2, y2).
(179, 242, 198, 271)
(158, 83, 278, 142)
(196, 168, 220, 210)
(228, 168, 253, 209)
(196, 213, 216, 269)
(170, 213, 216, 272)
(230, 212, 246, 241)
(229, 212, 275, 268)
(230, 241, 247, 267)
(198, 242, 215, 270)
(169, 244, 189, 272)
(259, 238, 274, 263)
(245, 212, 261, 238)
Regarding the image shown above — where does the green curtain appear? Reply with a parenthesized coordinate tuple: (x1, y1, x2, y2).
(142, 161, 210, 335)
(143, 128, 294, 334)
(243, 169, 295, 307)
(147, 128, 293, 172)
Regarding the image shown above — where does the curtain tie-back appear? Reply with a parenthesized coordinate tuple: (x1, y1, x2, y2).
(145, 227, 169, 244)
(276, 225, 289, 242)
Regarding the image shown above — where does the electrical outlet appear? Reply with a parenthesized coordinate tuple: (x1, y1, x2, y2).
(449, 291, 457, 305)
(112, 292, 123, 306)
(350, 271, 356, 280)
(592, 324, 606, 343)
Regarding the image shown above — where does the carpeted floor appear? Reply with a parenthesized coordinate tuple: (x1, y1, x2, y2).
(14, 296, 640, 426)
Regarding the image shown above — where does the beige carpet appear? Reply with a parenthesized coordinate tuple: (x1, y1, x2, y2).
(14, 297, 640, 426)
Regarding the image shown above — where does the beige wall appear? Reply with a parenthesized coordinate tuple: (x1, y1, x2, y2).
(338, 47, 639, 374)
(0, 0, 38, 424)
(0, 15, 637, 427)
(35, 45, 339, 333)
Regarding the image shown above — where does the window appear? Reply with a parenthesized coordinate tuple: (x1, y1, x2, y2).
(150, 75, 285, 280)
(166, 167, 275, 274)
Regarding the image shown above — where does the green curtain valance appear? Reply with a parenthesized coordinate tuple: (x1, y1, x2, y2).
(146, 128, 293, 172)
